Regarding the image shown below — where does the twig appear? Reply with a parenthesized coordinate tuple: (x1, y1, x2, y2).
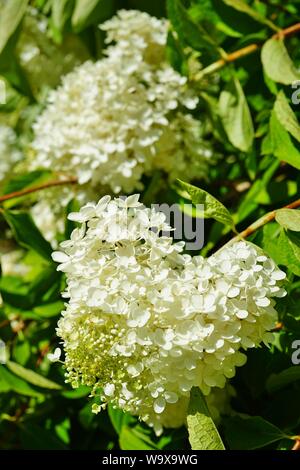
(235, 197, 300, 240)
(271, 321, 283, 332)
(292, 437, 300, 451)
(0, 177, 78, 204)
(216, 196, 300, 255)
(193, 22, 300, 79)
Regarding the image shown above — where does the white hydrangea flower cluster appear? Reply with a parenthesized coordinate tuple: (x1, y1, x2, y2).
(0, 125, 22, 182)
(53, 195, 286, 435)
(29, 10, 213, 242)
(31, 10, 211, 193)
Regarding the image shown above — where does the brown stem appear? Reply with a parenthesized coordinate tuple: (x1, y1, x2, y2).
(292, 438, 300, 451)
(236, 197, 300, 240)
(271, 321, 283, 332)
(194, 22, 300, 79)
(0, 319, 10, 329)
(0, 177, 78, 204)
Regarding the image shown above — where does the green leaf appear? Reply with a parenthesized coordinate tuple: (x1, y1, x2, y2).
(27, 267, 62, 304)
(261, 38, 300, 85)
(12, 340, 31, 366)
(221, 0, 277, 31)
(176, 179, 235, 228)
(108, 405, 135, 435)
(119, 425, 157, 450)
(263, 227, 300, 276)
(6, 361, 62, 390)
(0, 0, 28, 54)
(190, 0, 241, 39)
(223, 415, 288, 449)
(268, 111, 300, 170)
(52, 0, 75, 32)
(0, 275, 31, 309)
(276, 209, 300, 232)
(274, 91, 300, 144)
(0, 369, 11, 393)
(2, 171, 52, 210)
(167, 0, 218, 52)
(71, 0, 114, 32)
(33, 301, 64, 318)
(187, 387, 225, 450)
(61, 385, 91, 399)
(1, 171, 51, 197)
(285, 230, 300, 260)
(0, 366, 43, 398)
(267, 367, 300, 393)
(166, 31, 188, 75)
(219, 76, 254, 152)
(3, 210, 53, 261)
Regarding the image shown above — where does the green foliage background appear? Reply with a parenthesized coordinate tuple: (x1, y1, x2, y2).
(0, 0, 300, 450)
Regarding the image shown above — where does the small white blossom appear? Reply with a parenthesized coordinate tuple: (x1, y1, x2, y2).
(54, 195, 286, 435)
(47, 347, 61, 363)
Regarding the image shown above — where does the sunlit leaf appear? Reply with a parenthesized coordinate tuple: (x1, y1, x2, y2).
(261, 38, 300, 85)
(187, 387, 225, 450)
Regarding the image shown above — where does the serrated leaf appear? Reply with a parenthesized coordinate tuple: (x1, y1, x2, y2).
(276, 209, 300, 232)
(274, 91, 300, 143)
(0, 0, 28, 54)
(187, 387, 225, 450)
(261, 38, 300, 85)
(219, 76, 254, 152)
(268, 111, 300, 170)
(167, 0, 218, 52)
(3, 210, 53, 261)
(176, 180, 235, 228)
(223, 415, 288, 449)
(266, 367, 300, 393)
(6, 361, 62, 390)
(221, 0, 277, 31)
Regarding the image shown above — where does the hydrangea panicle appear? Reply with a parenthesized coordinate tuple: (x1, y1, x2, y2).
(29, 10, 213, 243)
(53, 195, 286, 435)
